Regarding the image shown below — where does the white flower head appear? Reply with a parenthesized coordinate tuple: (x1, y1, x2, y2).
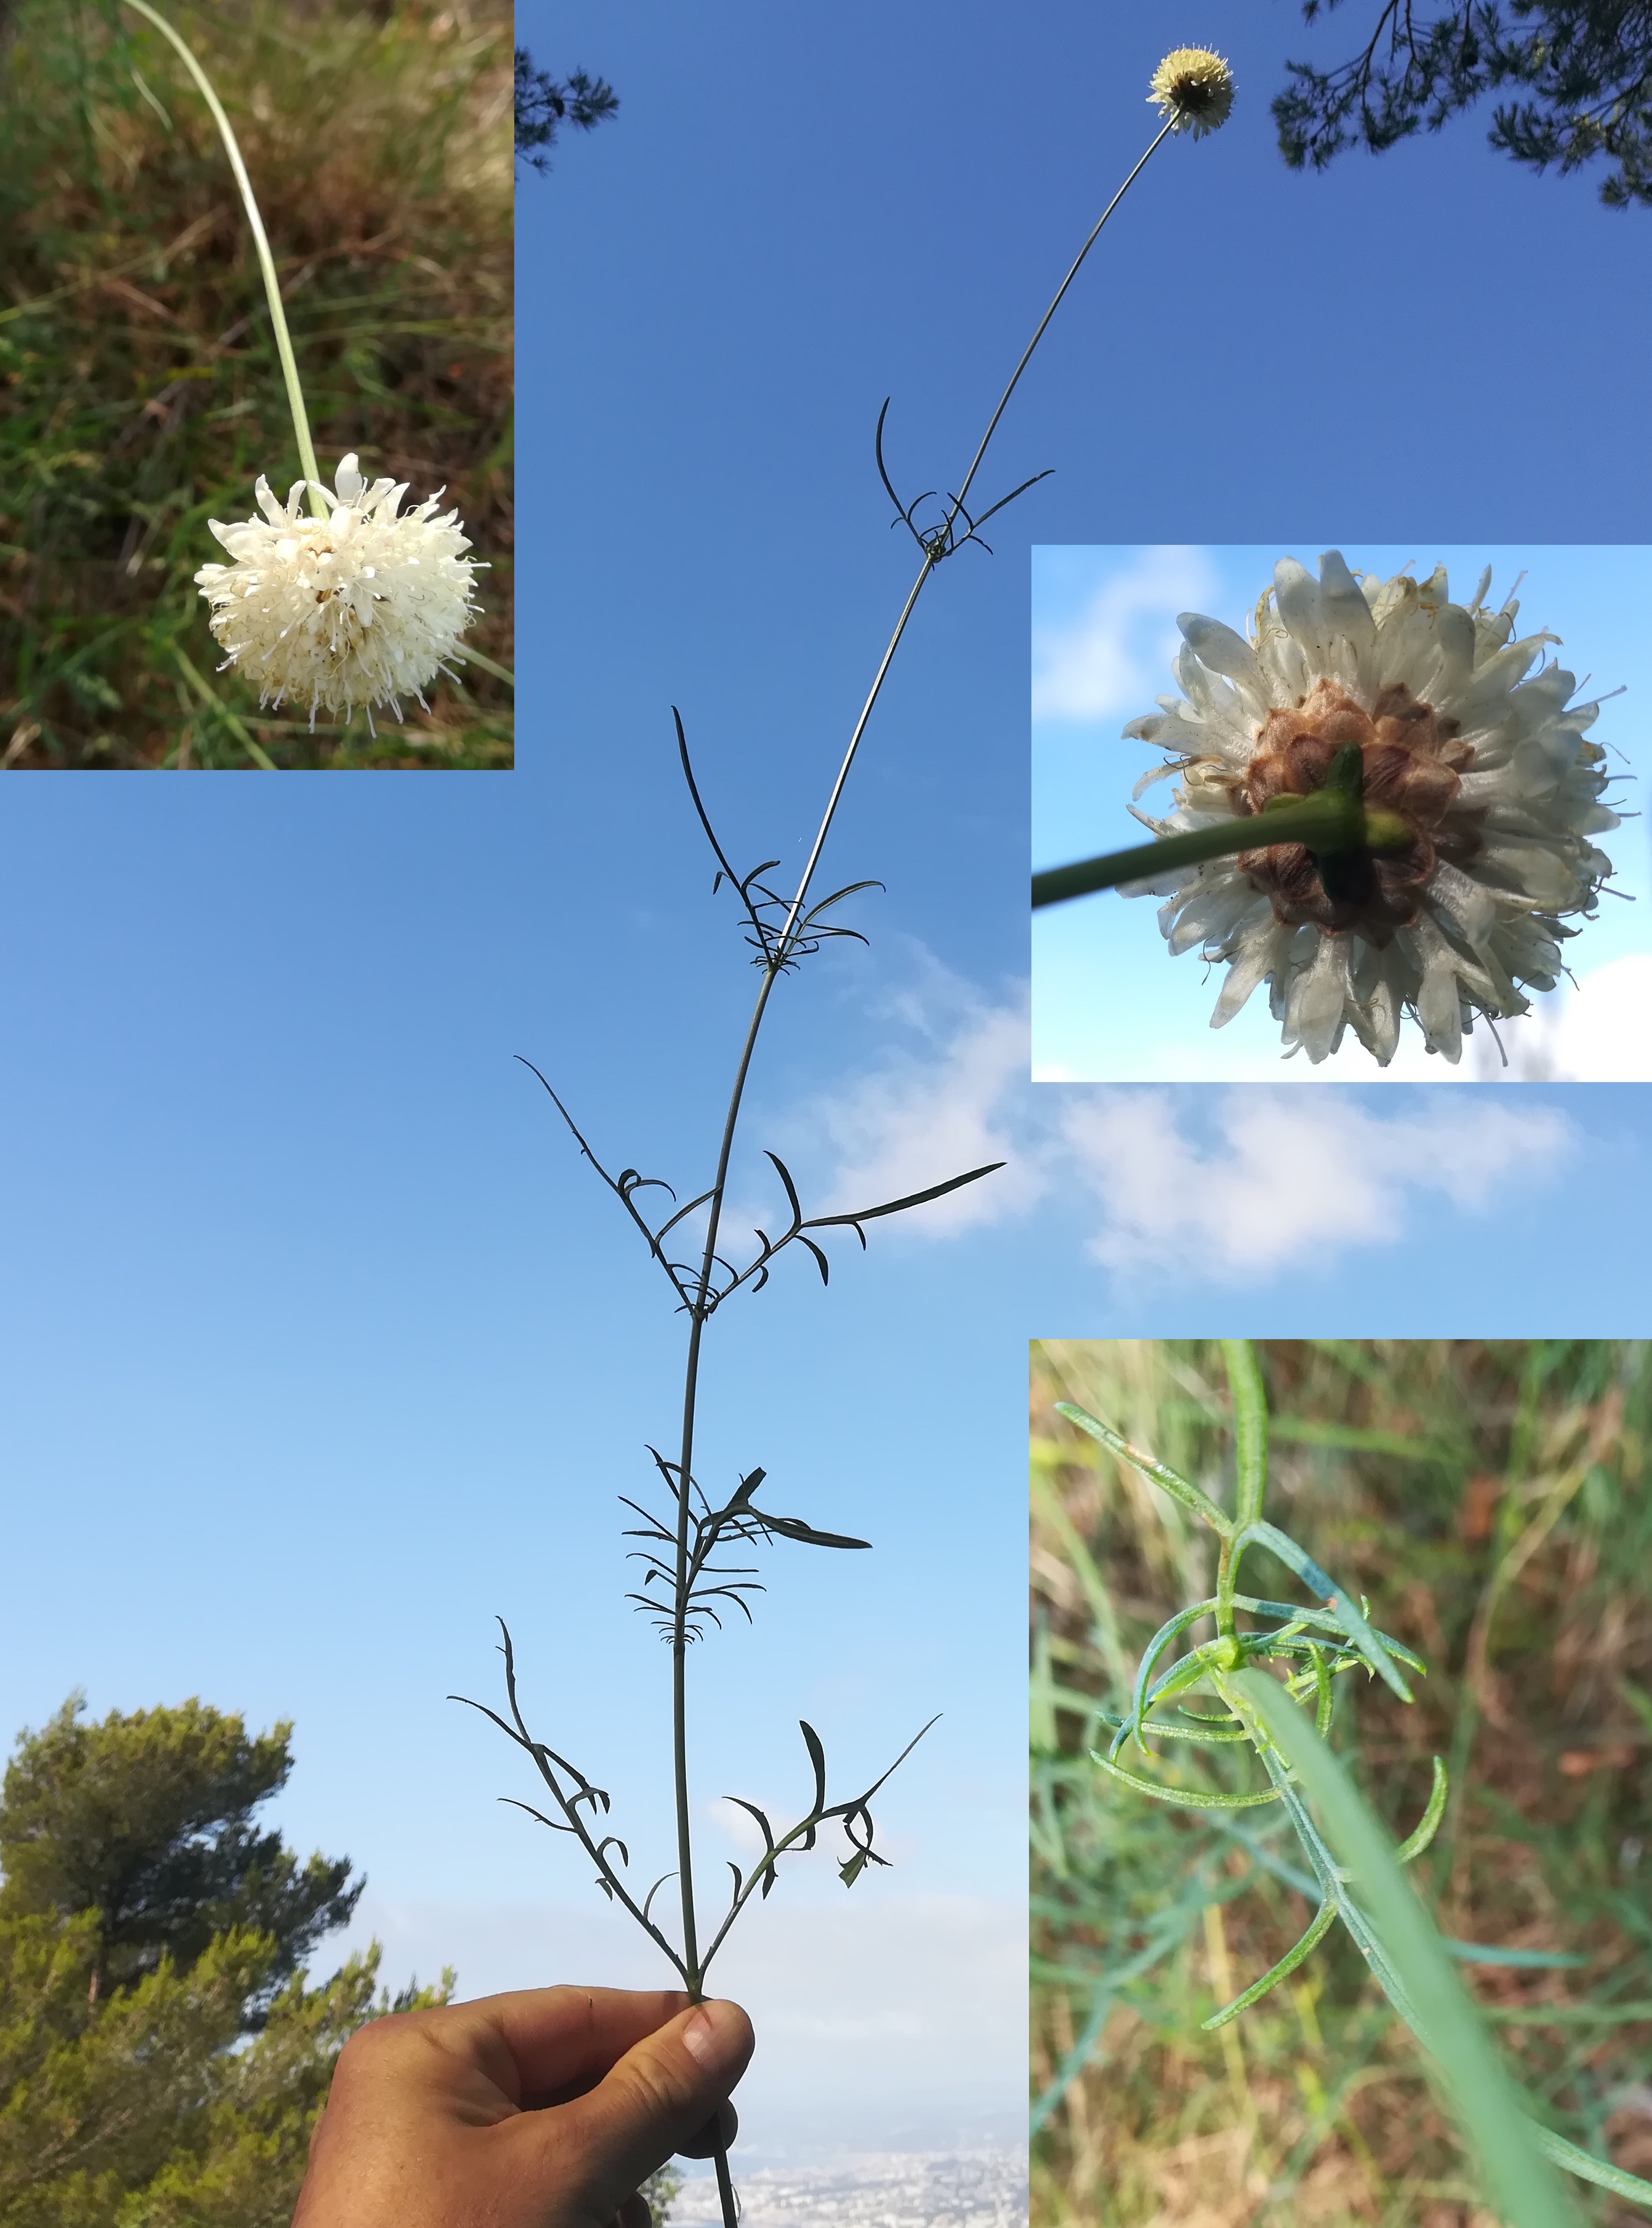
(1148, 47, 1234, 138)
(1122, 552, 1622, 1066)
(193, 454, 485, 731)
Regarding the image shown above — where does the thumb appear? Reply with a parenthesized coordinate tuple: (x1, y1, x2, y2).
(554, 1998, 754, 2221)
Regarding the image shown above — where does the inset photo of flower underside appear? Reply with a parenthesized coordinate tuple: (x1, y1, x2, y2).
(0, 0, 512, 769)
(1032, 550, 1651, 1079)
(1031, 1337, 1652, 2228)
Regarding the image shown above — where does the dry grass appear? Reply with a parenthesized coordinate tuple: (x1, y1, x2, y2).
(0, 0, 512, 767)
(1031, 1340, 1652, 2228)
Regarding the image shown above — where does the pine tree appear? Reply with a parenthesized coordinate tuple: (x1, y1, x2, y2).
(514, 51, 618, 174)
(1276, 0, 1652, 206)
(0, 1698, 446, 2228)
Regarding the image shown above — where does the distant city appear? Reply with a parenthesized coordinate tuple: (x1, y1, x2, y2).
(671, 2151, 1029, 2228)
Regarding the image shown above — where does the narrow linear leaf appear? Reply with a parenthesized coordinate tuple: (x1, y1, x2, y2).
(800, 1720, 828, 1816)
(764, 1150, 804, 1225)
(1127, 1596, 1224, 1750)
(1205, 1899, 1338, 2031)
(1221, 1339, 1268, 1529)
(1395, 1758, 1449, 1865)
(1531, 2130, 1652, 2208)
(797, 1235, 830, 1285)
(1054, 1404, 1231, 1533)
(804, 1160, 1005, 1229)
(1235, 1519, 1412, 1703)
(760, 1513, 872, 1550)
(1229, 1671, 1581, 2228)
(641, 1873, 677, 1928)
(1091, 1750, 1283, 1811)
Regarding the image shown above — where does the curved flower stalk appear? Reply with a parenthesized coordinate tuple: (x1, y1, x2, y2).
(473, 52, 1234, 2228)
(113, 0, 486, 740)
(1062, 1342, 1652, 2216)
(1034, 554, 1622, 1067)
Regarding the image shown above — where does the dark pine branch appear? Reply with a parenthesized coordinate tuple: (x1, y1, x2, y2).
(1276, 0, 1652, 204)
(515, 51, 619, 176)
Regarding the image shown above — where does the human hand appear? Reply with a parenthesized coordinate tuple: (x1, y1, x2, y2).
(293, 1985, 754, 2228)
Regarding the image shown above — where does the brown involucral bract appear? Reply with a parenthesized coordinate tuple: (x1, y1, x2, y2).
(1229, 679, 1481, 941)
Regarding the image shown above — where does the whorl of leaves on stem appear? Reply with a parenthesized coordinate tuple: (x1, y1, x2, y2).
(456, 1623, 935, 1982)
(515, 1057, 1002, 1318)
(874, 397, 1053, 566)
(623, 1454, 871, 1642)
(676, 713, 883, 975)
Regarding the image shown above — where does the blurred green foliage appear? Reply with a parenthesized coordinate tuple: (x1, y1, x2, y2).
(1031, 1340, 1652, 2227)
(0, 0, 512, 768)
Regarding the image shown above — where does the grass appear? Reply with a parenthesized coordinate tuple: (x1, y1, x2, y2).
(1031, 1340, 1652, 2227)
(0, 0, 512, 768)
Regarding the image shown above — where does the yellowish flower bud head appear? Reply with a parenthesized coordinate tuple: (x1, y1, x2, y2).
(1148, 47, 1235, 138)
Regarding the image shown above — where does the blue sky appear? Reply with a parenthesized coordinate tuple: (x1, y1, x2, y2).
(1034, 545, 1652, 1079)
(4, 0, 1652, 2167)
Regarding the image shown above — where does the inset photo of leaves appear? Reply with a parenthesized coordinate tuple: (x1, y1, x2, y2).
(1032, 1338, 1652, 2226)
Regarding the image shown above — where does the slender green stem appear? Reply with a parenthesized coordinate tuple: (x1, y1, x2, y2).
(666, 118, 1194, 2228)
(1033, 793, 1413, 910)
(117, 0, 324, 516)
(947, 118, 1176, 527)
(460, 646, 516, 688)
(169, 643, 277, 769)
(775, 116, 1183, 959)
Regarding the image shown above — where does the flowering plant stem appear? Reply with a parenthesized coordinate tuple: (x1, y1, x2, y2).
(115, 0, 325, 517)
(1032, 748, 1411, 908)
(473, 99, 1207, 2228)
(663, 115, 1189, 2228)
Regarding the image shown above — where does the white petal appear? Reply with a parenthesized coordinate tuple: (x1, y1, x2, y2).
(1180, 612, 1258, 691)
(1286, 935, 1349, 1065)
(1273, 556, 1327, 664)
(1411, 920, 1464, 1062)
(1317, 548, 1377, 655)
(1212, 920, 1290, 1029)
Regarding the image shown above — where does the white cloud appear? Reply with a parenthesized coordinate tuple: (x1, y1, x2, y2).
(1461, 953, 1652, 1081)
(807, 970, 1043, 1234)
(790, 959, 1578, 1282)
(1059, 1088, 1575, 1277)
(1031, 545, 1219, 723)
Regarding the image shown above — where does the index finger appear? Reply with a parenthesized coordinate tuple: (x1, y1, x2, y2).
(463, 1985, 696, 2104)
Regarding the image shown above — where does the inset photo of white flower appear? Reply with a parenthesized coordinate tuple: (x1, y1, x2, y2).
(1, 0, 511, 769)
(1033, 545, 1652, 1081)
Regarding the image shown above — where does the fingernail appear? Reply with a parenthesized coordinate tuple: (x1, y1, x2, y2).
(682, 1999, 746, 2081)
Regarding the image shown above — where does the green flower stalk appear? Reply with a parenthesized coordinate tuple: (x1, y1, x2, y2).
(116, 0, 322, 514)
(116, 0, 485, 733)
(478, 50, 1235, 2228)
